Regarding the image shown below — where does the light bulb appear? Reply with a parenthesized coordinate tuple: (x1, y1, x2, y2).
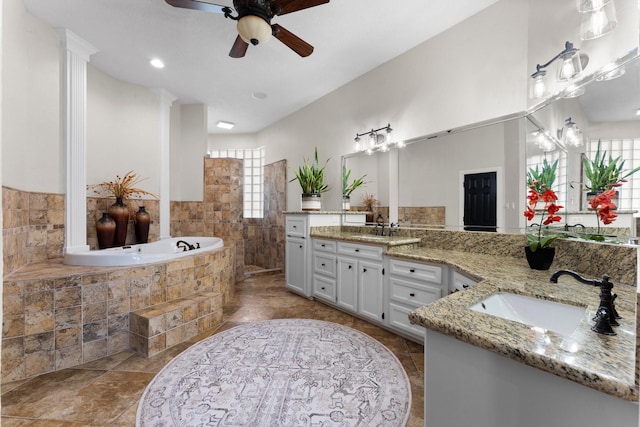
(532, 74, 546, 99)
(559, 59, 576, 80)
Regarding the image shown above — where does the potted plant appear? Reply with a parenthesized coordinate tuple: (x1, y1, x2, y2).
(523, 160, 563, 270)
(361, 192, 378, 223)
(342, 165, 368, 210)
(291, 147, 330, 211)
(582, 140, 640, 234)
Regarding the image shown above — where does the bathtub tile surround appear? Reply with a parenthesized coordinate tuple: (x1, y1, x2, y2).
(1, 246, 234, 383)
(3, 187, 65, 274)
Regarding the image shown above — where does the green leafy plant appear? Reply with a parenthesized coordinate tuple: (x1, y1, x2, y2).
(291, 147, 330, 194)
(342, 165, 368, 197)
(527, 158, 557, 194)
(582, 140, 640, 192)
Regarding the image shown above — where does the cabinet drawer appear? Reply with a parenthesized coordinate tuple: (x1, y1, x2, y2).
(313, 253, 337, 277)
(313, 275, 336, 301)
(337, 242, 383, 261)
(451, 270, 478, 293)
(390, 277, 442, 307)
(286, 216, 307, 237)
(389, 258, 442, 284)
(389, 303, 424, 340)
(313, 239, 337, 253)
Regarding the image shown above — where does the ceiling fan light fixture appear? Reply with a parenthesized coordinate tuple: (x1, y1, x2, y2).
(237, 15, 272, 46)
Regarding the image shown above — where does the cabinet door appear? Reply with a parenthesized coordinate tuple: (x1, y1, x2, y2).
(358, 260, 384, 323)
(337, 257, 358, 312)
(285, 238, 306, 295)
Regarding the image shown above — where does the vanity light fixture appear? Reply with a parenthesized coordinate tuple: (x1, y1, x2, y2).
(595, 62, 625, 81)
(578, 0, 617, 40)
(561, 117, 583, 148)
(562, 84, 586, 98)
(353, 124, 402, 154)
(149, 58, 165, 69)
(530, 41, 587, 99)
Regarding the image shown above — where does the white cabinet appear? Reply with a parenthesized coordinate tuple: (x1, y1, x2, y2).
(450, 270, 478, 294)
(312, 239, 337, 302)
(337, 242, 385, 324)
(285, 214, 341, 298)
(285, 238, 306, 295)
(387, 257, 447, 342)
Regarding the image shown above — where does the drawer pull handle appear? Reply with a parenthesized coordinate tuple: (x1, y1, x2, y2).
(409, 268, 416, 273)
(321, 244, 325, 247)
(463, 284, 470, 289)
(363, 268, 367, 273)
(355, 249, 360, 252)
(348, 265, 352, 270)
(299, 245, 303, 249)
(321, 287, 325, 290)
(321, 263, 326, 267)
(293, 225, 297, 228)
(410, 293, 416, 297)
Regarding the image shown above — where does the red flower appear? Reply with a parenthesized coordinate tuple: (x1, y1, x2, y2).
(524, 206, 535, 221)
(588, 190, 618, 230)
(540, 189, 558, 203)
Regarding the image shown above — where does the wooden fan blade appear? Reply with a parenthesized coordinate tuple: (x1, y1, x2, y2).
(272, 0, 329, 15)
(272, 24, 314, 57)
(165, 0, 228, 14)
(229, 35, 249, 58)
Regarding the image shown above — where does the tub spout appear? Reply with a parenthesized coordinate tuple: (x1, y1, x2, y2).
(176, 240, 195, 252)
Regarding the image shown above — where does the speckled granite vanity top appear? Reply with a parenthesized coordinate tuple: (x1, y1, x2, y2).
(394, 246, 637, 401)
(310, 229, 421, 247)
(310, 227, 638, 401)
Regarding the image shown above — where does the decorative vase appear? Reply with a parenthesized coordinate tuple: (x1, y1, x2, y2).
(108, 197, 129, 247)
(95, 212, 116, 249)
(365, 211, 374, 223)
(524, 246, 555, 270)
(301, 193, 322, 211)
(342, 195, 351, 211)
(134, 206, 151, 243)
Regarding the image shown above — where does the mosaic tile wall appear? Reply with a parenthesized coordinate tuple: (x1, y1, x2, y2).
(2, 187, 65, 275)
(398, 206, 446, 227)
(203, 158, 245, 281)
(2, 247, 234, 383)
(244, 160, 286, 270)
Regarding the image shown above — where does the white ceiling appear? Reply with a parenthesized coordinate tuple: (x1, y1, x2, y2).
(24, 0, 498, 134)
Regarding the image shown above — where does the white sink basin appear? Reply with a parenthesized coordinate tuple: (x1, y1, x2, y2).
(470, 293, 586, 335)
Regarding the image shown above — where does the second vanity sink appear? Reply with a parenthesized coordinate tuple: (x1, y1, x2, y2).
(470, 293, 586, 335)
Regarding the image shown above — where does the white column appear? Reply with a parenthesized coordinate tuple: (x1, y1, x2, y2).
(59, 29, 97, 254)
(153, 89, 176, 240)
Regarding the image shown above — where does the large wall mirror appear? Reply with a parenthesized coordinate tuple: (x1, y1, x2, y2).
(527, 51, 640, 240)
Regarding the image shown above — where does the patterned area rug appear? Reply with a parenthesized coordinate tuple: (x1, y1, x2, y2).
(136, 319, 411, 426)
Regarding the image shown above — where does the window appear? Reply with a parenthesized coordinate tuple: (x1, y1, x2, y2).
(585, 139, 640, 212)
(208, 147, 265, 218)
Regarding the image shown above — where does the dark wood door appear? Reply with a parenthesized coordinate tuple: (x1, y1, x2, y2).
(463, 172, 497, 232)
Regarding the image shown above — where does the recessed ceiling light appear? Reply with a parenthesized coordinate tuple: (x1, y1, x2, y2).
(150, 58, 165, 69)
(252, 92, 267, 100)
(217, 121, 235, 130)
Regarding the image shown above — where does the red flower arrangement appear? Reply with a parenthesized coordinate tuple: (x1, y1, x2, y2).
(524, 186, 563, 251)
(588, 189, 618, 232)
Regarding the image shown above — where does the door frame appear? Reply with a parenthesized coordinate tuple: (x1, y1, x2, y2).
(459, 167, 504, 232)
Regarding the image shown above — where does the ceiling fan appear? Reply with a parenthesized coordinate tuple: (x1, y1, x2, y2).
(165, 0, 329, 58)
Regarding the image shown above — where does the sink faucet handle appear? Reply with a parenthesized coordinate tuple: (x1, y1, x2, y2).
(591, 307, 616, 335)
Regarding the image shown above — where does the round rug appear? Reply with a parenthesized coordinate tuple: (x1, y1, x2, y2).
(136, 319, 412, 426)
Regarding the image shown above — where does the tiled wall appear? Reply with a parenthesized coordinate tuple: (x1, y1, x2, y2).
(2, 246, 234, 383)
(2, 187, 65, 275)
(244, 160, 286, 270)
(398, 206, 446, 227)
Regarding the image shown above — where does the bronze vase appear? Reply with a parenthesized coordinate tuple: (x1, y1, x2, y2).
(95, 212, 116, 249)
(134, 206, 151, 244)
(108, 197, 129, 247)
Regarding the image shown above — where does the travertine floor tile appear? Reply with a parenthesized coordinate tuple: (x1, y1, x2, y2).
(1, 273, 424, 426)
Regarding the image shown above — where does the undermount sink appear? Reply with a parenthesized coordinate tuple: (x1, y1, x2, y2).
(470, 293, 586, 335)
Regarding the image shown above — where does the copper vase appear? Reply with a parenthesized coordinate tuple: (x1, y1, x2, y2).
(95, 212, 116, 249)
(134, 206, 151, 243)
(108, 197, 129, 247)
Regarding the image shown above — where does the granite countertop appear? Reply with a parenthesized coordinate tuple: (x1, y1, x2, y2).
(284, 211, 367, 215)
(310, 229, 421, 247)
(388, 245, 638, 402)
(309, 228, 637, 401)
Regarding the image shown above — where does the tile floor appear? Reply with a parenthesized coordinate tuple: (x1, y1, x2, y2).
(1, 273, 424, 426)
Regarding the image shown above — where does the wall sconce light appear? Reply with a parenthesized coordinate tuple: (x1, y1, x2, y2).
(533, 130, 557, 152)
(578, 0, 617, 40)
(530, 41, 588, 99)
(559, 117, 584, 147)
(353, 124, 403, 154)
